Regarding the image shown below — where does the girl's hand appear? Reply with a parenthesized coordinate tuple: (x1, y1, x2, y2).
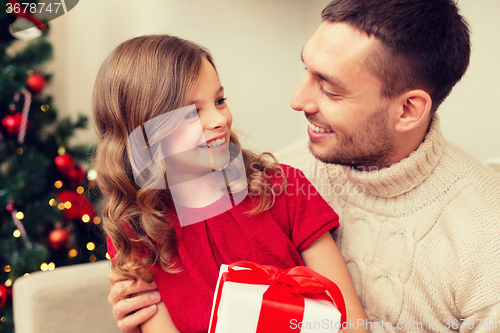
(108, 269, 161, 333)
(300, 232, 368, 333)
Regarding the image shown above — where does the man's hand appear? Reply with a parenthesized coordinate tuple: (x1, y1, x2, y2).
(108, 269, 161, 333)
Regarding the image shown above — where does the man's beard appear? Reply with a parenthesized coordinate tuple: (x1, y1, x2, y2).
(308, 107, 396, 169)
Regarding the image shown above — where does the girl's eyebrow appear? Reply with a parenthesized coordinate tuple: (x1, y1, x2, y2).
(189, 86, 224, 105)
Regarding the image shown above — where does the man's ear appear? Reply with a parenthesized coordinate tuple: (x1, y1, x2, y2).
(393, 90, 432, 133)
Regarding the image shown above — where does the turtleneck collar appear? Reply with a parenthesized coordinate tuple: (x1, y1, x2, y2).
(327, 114, 444, 199)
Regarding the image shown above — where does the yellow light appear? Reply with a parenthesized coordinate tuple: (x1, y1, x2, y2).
(41, 104, 49, 112)
(86, 242, 95, 251)
(57, 203, 65, 210)
(16, 148, 23, 155)
(93, 216, 101, 224)
(23, 273, 30, 277)
(82, 214, 90, 223)
(5, 279, 12, 287)
(54, 180, 63, 188)
(47, 262, 56, 271)
(105, 252, 111, 260)
(89, 254, 97, 262)
(15, 211, 24, 219)
(40, 263, 48, 271)
(13, 229, 21, 238)
(58, 146, 66, 155)
(76, 186, 84, 194)
(49, 198, 57, 206)
(0, 316, 6, 323)
(68, 249, 78, 258)
(87, 169, 97, 181)
(4, 265, 11, 273)
(64, 201, 72, 209)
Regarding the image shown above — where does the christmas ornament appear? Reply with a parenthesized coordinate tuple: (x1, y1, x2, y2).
(54, 153, 75, 173)
(12, 88, 32, 143)
(0, 285, 8, 309)
(66, 165, 87, 184)
(26, 73, 46, 93)
(56, 190, 96, 221)
(48, 228, 70, 250)
(1, 112, 23, 135)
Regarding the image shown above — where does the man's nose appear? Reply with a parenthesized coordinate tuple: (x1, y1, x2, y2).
(290, 74, 318, 114)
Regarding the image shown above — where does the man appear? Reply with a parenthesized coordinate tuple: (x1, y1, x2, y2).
(108, 0, 500, 331)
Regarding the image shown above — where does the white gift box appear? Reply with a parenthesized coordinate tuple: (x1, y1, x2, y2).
(208, 264, 343, 333)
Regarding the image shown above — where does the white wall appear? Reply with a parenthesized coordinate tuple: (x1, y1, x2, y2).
(46, 0, 499, 161)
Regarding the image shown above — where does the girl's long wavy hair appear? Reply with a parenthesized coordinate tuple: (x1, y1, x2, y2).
(93, 35, 285, 282)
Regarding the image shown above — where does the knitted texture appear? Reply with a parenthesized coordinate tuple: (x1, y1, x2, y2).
(275, 116, 500, 332)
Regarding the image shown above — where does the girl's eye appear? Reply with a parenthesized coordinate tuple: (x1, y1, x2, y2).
(184, 109, 199, 119)
(215, 97, 226, 106)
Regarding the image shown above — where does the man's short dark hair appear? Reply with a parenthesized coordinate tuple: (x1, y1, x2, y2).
(322, 0, 471, 113)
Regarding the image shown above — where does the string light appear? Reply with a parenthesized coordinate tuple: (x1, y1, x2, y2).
(68, 249, 78, 258)
(13, 229, 21, 238)
(15, 211, 24, 219)
(5, 279, 12, 287)
(41, 104, 49, 112)
(89, 254, 97, 262)
(58, 146, 66, 155)
(87, 169, 97, 181)
(49, 198, 57, 206)
(105, 252, 111, 260)
(40, 263, 48, 271)
(57, 203, 65, 210)
(64, 201, 72, 209)
(1, 316, 6, 323)
(47, 262, 56, 270)
(93, 216, 101, 224)
(86, 242, 95, 251)
(76, 186, 84, 194)
(23, 273, 30, 277)
(16, 148, 23, 155)
(82, 214, 90, 223)
(4, 265, 11, 272)
(54, 180, 63, 188)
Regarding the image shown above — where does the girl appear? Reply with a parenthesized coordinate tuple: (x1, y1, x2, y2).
(94, 35, 366, 333)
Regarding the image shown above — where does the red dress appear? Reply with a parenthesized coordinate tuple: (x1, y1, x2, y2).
(107, 165, 339, 333)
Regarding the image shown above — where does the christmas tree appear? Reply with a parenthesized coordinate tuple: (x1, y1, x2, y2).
(0, 3, 105, 332)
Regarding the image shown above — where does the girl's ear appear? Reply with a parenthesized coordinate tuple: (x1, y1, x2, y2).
(393, 90, 432, 133)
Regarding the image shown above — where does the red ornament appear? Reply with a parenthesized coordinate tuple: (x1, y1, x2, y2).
(48, 228, 70, 250)
(6, 200, 15, 213)
(56, 190, 96, 221)
(1, 112, 26, 135)
(66, 165, 87, 184)
(0, 284, 8, 309)
(26, 73, 46, 93)
(55, 153, 75, 173)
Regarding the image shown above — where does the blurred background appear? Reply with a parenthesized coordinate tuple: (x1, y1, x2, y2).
(47, 0, 500, 161)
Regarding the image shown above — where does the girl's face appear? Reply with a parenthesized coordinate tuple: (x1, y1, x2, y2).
(164, 58, 233, 176)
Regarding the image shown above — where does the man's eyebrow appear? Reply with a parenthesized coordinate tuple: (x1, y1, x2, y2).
(300, 48, 348, 94)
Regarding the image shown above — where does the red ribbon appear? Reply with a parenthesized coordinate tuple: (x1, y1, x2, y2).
(210, 261, 347, 333)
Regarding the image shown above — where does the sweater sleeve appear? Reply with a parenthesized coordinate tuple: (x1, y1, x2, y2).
(458, 305, 500, 332)
(268, 164, 340, 252)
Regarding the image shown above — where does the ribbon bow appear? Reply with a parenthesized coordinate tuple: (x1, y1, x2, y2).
(210, 261, 347, 333)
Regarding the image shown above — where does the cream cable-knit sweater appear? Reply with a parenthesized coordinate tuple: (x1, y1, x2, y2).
(275, 116, 500, 332)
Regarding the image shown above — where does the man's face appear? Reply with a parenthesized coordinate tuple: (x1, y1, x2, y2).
(291, 22, 398, 169)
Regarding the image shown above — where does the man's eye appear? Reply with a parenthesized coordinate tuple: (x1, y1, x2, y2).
(185, 109, 199, 119)
(321, 86, 341, 98)
(216, 97, 226, 106)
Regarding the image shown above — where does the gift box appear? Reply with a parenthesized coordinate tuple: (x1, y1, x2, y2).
(208, 261, 346, 333)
